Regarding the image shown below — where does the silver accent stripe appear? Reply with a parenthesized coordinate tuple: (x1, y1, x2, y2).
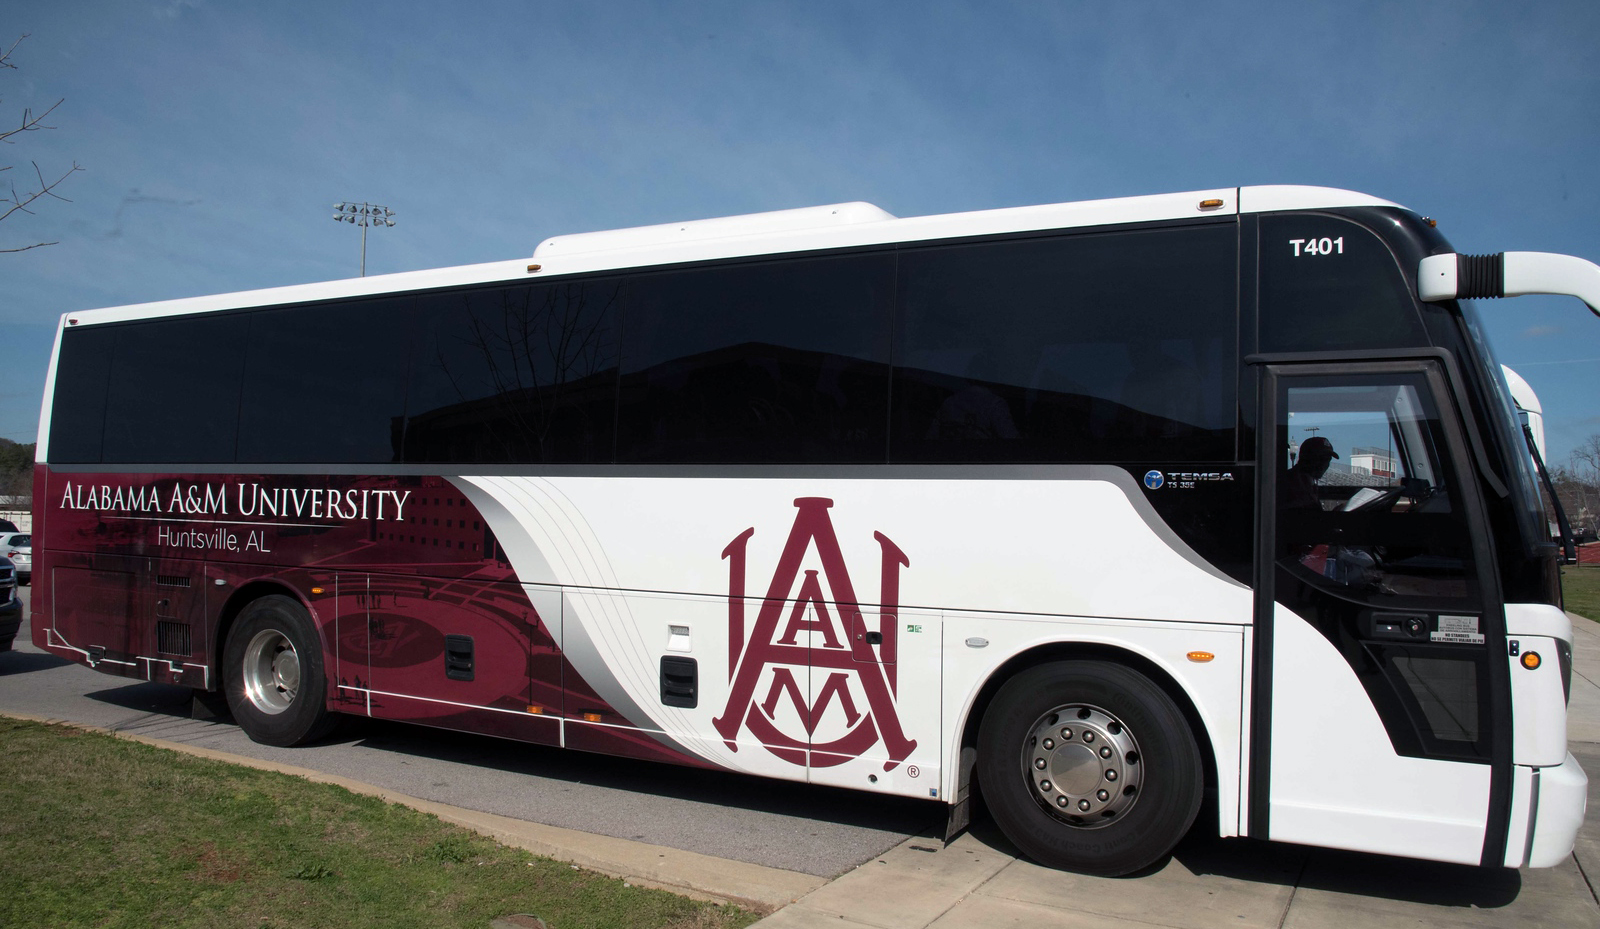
(1523, 768, 1542, 867)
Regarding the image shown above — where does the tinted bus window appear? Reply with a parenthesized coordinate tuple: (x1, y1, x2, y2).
(892, 224, 1237, 463)
(405, 279, 623, 464)
(236, 298, 419, 463)
(617, 253, 894, 463)
(48, 325, 117, 463)
(1258, 214, 1428, 353)
(101, 314, 249, 463)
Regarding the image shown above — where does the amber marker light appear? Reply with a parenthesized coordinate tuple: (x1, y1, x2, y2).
(1198, 198, 1225, 210)
(527, 263, 542, 273)
(1522, 651, 1542, 670)
(1187, 651, 1215, 662)
(525, 705, 545, 714)
(310, 587, 324, 595)
(582, 711, 604, 722)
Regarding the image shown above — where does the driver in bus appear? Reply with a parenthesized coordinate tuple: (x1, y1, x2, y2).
(1283, 436, 1338, 510)
(1280, 436, 1385, 590)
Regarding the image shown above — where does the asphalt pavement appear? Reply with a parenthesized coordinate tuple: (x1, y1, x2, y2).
(4, 582, 1600, 926)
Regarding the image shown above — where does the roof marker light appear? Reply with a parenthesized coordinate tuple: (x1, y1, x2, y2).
(1198, 198, 1225, 210)
(527, 263, 542, 273)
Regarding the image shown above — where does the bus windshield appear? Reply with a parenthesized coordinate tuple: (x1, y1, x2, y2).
(1458, 298, 1550, 553)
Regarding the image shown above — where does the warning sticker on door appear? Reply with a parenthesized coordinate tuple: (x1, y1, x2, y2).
(1431, 614, 1484, 645)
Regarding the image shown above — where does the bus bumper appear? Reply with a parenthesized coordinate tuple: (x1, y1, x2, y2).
(1505, 753, 1588, 868)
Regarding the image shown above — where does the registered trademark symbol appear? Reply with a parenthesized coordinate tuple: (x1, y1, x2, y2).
(907, 765, 920, 778)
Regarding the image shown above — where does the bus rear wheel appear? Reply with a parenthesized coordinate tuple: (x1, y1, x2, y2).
(223, 595, 335, 747)
(978, 660, 1202, 876)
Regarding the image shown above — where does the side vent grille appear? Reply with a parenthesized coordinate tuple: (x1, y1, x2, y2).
(156, 575, 192, 588)
(156, 621, 192, 656)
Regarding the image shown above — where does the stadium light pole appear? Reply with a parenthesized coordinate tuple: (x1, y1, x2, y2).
(332, 201, 396, 276)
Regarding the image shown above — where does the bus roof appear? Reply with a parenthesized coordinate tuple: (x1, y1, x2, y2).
(58, 185, 1399, 328)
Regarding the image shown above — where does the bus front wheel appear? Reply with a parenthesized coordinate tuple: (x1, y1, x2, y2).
(223, 595, 335, 747)
(977, 660, 1202, 876)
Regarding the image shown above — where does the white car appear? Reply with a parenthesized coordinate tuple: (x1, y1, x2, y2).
(0, 533, 28, 585)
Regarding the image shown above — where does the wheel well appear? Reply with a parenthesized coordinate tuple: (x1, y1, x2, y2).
(209, 581, 310, 689)
(959, 641, 1220, 831)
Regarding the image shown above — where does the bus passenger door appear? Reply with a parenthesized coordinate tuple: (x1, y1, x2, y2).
(1254, 361, 1508, 866)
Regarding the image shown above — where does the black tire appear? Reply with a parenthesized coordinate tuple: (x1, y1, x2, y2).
(978, 660, 1202, 876)
(223, 595, 335, 747)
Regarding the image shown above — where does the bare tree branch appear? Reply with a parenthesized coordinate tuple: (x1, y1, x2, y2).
(1, 33, 79, 254)
(0, 159, 80, 221)
(0, 99, 66, 146)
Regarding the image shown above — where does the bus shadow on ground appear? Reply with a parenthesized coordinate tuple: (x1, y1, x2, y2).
(339, 715, 939, 835)
(953, 809, 1523, 908)
(83, 680, 195, 715)
(0, 649, 74, 676)
(1170, 833, 1523, 908)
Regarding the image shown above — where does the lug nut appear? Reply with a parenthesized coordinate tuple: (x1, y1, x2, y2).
(1105, 769, 1118, 782)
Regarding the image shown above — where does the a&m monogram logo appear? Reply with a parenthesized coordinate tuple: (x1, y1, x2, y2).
(713, 497, 917, 770)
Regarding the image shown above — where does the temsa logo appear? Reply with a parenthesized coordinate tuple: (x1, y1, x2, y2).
(713, 497, 917, 771)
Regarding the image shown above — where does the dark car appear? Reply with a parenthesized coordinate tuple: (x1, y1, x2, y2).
(0, 556, 20, 652)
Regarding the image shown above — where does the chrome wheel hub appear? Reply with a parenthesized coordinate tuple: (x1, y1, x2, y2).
(242, 628, 300, 715)
(1023, 704, 1141, 827)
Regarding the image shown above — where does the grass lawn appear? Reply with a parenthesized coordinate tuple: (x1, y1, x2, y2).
(1563, 564, 1600, 623)
(0, 718, 760, 929)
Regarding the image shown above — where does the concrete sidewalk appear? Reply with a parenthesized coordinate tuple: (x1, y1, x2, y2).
(751, 614, 1600, 928)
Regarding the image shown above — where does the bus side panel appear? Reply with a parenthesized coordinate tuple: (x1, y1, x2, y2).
(455, 473, 1255, 799)
(45, 555, 141, 673)
(353, 572, 561, 748)
(560, 588, 739, 769)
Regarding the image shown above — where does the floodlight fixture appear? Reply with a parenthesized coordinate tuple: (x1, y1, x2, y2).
(331, 200, 397, 276)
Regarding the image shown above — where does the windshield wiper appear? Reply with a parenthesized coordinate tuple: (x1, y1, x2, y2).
(1524, 424, 1577, 564)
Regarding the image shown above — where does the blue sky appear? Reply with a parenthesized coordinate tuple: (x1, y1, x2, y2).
(4, 1, 1598, 464)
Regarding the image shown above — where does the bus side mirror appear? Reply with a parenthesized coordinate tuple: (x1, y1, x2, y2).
(1419, 252, 1600, 317)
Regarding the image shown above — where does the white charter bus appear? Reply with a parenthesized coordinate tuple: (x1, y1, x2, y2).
(31, 186, 1593, 876)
